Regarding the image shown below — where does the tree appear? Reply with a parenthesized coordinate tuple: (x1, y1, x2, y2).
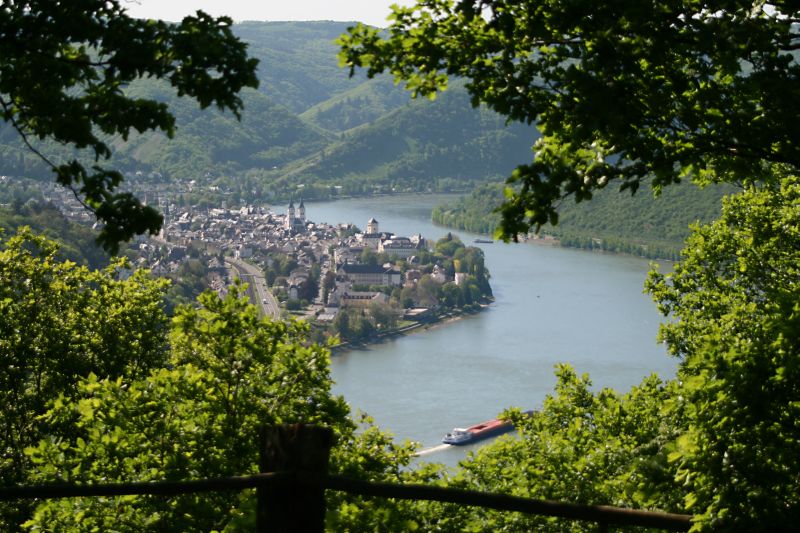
(0, 1, 258, 252)
(416, 274, 441, 308)
(368, 300, 399, 330)
(332, 308, 352, 341)
(645, 177, 800, 529)
(355, 312, 377, 340)
(441, 282, 464, 308)
(321, 270, 336, 304)
(360, 246, 379, 266)
(455, 246, 492, 295)
(0, 228, 170, 528)
(339, 1, 800, 238)
(23, 287, 418, 531)
(435, 232, 465, 257)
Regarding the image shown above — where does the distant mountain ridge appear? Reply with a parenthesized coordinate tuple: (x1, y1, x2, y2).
(0, 20, 734, 258)
(0, 20, 539, 200)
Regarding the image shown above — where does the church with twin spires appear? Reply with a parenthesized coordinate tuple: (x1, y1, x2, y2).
(285, 197, 307, 232)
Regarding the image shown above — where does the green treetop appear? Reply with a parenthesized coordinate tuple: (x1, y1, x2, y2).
(0, 1, 258, 252)
(646, 177, 800, 529)
(0, 232, 418, 530)
(339, 1, 800, 238)
(0, 227, 170, 528)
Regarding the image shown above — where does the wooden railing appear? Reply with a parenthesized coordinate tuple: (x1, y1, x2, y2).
(0, 425, 693, 532)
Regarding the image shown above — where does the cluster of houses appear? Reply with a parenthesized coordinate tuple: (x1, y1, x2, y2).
(324, 217, 438, 321)
(143, 199, 445, 321)
(27, 175, 460, 322)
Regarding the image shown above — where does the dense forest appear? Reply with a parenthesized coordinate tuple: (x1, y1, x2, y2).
(0, 202, 108, 268)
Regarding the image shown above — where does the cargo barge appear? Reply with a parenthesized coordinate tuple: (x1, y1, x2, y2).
(442, 418, 513, 445)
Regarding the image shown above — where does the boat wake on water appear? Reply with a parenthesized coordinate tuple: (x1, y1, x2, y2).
(414, 443, 452, 456)
(413, 411, 534, 456)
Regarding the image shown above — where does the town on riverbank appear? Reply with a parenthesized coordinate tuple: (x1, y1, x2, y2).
(151, 198, 493, 345)
(17, 175, 493, 346)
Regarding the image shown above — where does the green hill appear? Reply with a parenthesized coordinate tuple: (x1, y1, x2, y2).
(277, 84, 538, 194)
(0, 21, 540, 195)
(299, 76, 412, 133)
(115, 82, 330, 179)
(0, 202, 108, 268)
(432, 181, 736, 259)
(232, 21, 371, 114)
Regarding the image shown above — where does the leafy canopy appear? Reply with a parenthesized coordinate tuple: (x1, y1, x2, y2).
(23, 286, 354, 531)
(339, 1, 800, 238)
(0, 1, 258, 252)
(0, 227, 170, 528)
(5, 260, 417, 531)
(646, 177, 800, 529)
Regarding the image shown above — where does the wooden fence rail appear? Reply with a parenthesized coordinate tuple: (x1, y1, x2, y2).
(0, 425, 693, 532)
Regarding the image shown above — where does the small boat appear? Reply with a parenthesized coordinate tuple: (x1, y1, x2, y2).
(442, 417, 514, 445)
(474, 238, 494, 244)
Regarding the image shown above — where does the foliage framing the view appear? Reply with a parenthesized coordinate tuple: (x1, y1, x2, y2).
(339, 1, 800, 238)
(645, 177, 800, 530)
(0, 0, 258, 252)
(0, 229, 418, 530)
(411, 179, 800, 531)
(0, 228, 170, 528)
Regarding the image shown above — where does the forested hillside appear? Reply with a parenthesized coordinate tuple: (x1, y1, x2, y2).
(0, 202, 107, 268)
(0, 21, 537, 197)
(274, 84, 538, 194)
(233, 21, 374, 113)
(115, 83, 330, 179)
(432, 181, 735, 259)
(299, 76, 412, 132)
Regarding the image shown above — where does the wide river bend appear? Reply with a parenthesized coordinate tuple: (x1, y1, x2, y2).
(307, 194, 677, 464)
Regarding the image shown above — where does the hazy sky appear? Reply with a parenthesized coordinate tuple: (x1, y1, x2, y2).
(123, 1, 409, 28)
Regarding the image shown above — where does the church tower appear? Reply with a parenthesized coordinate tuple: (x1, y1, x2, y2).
(298, 197, 306, 222)
(286, 199, 295, 230)
(367, 218, 380, 235)
(367, 217, 379, 235)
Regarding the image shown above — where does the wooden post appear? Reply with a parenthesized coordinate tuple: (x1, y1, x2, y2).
(257, 424, 334, 533)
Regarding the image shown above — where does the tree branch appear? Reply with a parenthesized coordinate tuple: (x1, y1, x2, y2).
(0, 95, 96, 215)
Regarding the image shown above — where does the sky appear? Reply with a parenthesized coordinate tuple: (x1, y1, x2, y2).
(123, 1, 409, 28)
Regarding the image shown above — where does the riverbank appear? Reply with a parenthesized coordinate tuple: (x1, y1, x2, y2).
(329, 301, 491, 355)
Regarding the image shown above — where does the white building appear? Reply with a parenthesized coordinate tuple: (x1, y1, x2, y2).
(357, 217, 386, 249)
(379, 236, 418, 259)
(340, 291, 389, 308)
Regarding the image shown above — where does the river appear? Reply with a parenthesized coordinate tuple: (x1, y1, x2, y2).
(307, 194, 676, 464)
